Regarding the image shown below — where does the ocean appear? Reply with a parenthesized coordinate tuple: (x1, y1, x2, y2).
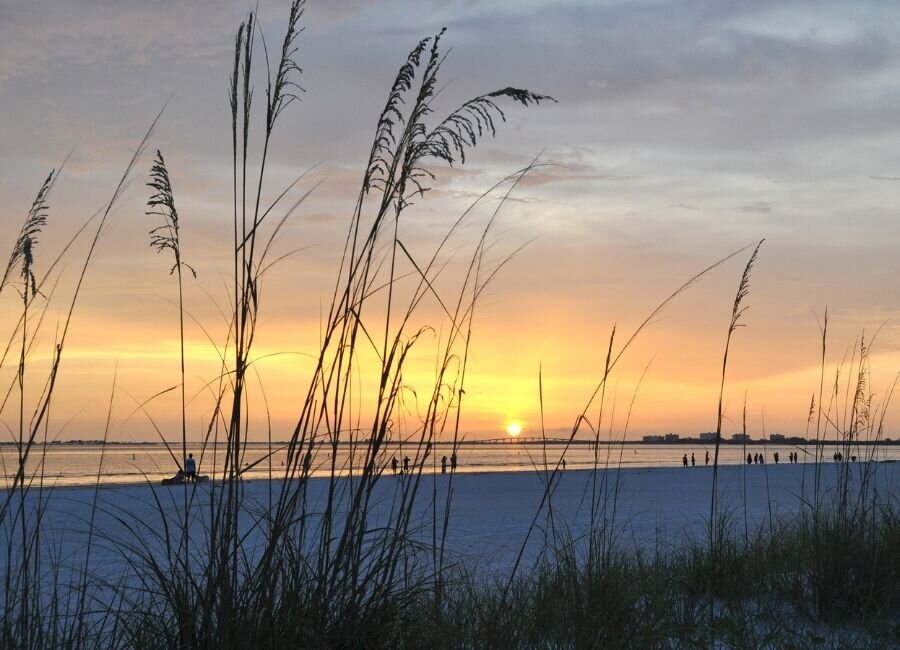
(3, 440, 897, 488)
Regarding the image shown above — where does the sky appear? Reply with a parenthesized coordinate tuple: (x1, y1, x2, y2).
(2, 0, 900, 443)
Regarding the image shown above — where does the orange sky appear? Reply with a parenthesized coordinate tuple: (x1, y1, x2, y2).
(3, 0, 900, 443)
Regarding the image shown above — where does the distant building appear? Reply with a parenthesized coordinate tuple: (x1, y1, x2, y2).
(699, 432, 717, 442)
(642, 435, 665, 443)
(664, 433, 680, 442)
(769, 433, 786, 442)
(731, 433, 751, 442)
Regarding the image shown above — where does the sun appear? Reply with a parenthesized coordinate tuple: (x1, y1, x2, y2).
(506, 422, 523, 437)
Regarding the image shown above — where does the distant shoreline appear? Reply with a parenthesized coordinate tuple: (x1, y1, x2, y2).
(15, 438, 900, 447)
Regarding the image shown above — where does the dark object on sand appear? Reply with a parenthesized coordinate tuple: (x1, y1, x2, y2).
(162, 470, 208, 486)
(162, 470, 185, 486)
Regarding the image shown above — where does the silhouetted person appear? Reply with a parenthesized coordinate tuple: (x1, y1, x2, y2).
(705, 450, 709, 466)
(403, 455, 410, 472)
(774, 452, 779, 464)
(441, 455, 447, 474)
(450, 452, 458, 471)
(185, 453, 197, 483)
(391, 456, 398, 475)
(759, 454, 765, 465)
(561, 458, 567, 470)
(303, 449, 312, 474)
(753, 453, 759, 464)
(747, 453, 752, 465)
(691, 453, 696, 467)
(682, 454, 688, 468)
(162, 470, 185, 486)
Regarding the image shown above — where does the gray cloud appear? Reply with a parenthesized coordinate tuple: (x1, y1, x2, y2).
(739, 202, 774, 214)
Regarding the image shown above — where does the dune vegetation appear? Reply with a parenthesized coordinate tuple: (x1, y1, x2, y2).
(1, 2, 898, 648)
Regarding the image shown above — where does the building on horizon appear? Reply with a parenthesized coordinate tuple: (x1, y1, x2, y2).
(769, 433, 786, 442)
(698, 432, 717, 442)
(642, 434, 665, 443)
(731, 433, 751, 442)
(664, 433, 680, 442)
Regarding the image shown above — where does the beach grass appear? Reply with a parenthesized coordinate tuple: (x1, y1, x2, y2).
(2, 2, 900, 649)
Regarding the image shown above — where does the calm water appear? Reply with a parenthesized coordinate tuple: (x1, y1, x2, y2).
(2, 441, 897, 488)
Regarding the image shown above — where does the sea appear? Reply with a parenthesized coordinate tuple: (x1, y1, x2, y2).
(3, 440, 898, 488)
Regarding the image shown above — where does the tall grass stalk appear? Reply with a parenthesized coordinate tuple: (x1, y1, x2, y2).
(708, 238, 762, 640)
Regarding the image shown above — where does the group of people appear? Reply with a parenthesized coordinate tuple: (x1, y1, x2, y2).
(745, 451, 801, 465)
(681, 449, 805, 467)
(390, 452, 459, 475)
(161, 453, 203, 485)
(682, 451, 711, 467)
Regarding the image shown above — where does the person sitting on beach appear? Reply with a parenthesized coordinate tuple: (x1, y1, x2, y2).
(185, 453, 197, 483)
(162, 470, 185, 486)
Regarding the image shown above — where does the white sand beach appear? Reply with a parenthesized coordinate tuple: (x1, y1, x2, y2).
(13, 460, 898, 585)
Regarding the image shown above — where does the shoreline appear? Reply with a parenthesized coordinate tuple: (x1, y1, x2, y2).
(4, 456, 897, 492)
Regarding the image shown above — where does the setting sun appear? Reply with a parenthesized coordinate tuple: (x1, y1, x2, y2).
(506, 422, 523, 437)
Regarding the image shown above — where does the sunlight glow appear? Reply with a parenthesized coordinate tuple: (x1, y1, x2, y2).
(506, 422, 522, 437)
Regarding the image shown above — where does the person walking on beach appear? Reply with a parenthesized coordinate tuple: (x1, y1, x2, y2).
(185, 453, 197, 483)
(774, 451, 779, 464)
(691, 453, 696, 467)
(391, 456, 398, 475)
(403, 455, 410, 473)
(441, 455, 447, 474)
(682, 454, 688, 468)
(705, 450, 709, 466)
(303, 449, 312, 474)
(450, 452, 458, 471)
(747, 452, 752, 465)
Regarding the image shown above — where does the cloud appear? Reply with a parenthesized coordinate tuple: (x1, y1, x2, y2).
(738, 202, 774, 214)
